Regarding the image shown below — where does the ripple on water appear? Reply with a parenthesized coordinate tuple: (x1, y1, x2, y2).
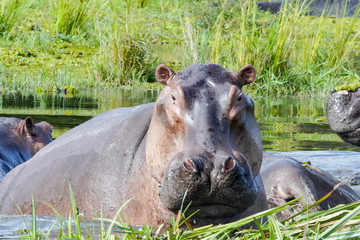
(270, 150, 360, 193)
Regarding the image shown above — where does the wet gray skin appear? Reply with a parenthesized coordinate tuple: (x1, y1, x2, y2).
(157, 64, 262, 219)
(0, 63, 268, 227)
(148, 63, 268, 225)
(261, 152, 360, 220)
(0, 117, 52, 181)
(327, 89, 360, 146)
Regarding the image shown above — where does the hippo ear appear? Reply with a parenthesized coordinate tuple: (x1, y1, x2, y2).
(24, 117, 36, 135)
(234, 64, 256, 87)
(155, 64, 175, 85)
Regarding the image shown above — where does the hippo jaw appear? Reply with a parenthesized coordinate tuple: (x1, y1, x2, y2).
(159, 152, 258, 220)
(327, 89, 360, 146)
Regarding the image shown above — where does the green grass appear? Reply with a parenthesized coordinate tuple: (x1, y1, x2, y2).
(14, 184, 360, 239)
(0, 0, 360, 96)
(0, 0, 29, 34)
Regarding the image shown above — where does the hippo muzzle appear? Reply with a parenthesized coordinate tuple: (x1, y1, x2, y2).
(159, 150, 257, 218)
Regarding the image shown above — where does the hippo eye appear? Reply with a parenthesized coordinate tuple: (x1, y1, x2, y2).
(171, 94, 176, 101)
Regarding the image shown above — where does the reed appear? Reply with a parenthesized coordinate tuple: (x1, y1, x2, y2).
(91, 0, 160, 85)
(53, 0, 93, 36)
(0, 0, 29, 35)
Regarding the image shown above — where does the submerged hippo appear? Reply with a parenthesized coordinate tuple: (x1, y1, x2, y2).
(0, 64, 269, 227)
(0, 117, 52, 181)
(327, 89, 360, 146)
(261, 152, 360, 220)
(257, 0, 360, 17)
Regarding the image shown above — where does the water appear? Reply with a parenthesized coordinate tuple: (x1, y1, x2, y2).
(1, 89, 357, 152)
(253, 96, 360, 152)
(0, 214, 120, 239)
(0, 88, 160, 139)
(0, 89, 359, 238)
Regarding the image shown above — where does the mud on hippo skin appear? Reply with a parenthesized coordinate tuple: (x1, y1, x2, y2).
(0, 63, 268, 227)
(327, 89, 360, 146)
(0, 117, 52, 181)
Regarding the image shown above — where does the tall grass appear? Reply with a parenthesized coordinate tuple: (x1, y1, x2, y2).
(53, 0, 93, 35)
(92, 0, 160, 85)
(198, 0, 360, 95)
(0, 0, 29, 35)
(1, 0, 360, 95)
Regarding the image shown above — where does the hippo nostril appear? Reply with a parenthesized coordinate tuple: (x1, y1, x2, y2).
(224, 157, 236, 171)
(183, 158, 197, 173)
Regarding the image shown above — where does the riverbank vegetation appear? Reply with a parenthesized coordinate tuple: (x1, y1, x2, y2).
(1, 0, 360, 96)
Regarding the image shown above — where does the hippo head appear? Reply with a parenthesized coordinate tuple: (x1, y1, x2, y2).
(327, 89, 360, 146)
(20, 117, 53, 155)
(146, 63, 263, 223)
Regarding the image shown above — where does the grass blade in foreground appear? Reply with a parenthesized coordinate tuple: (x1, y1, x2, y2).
(318, 203, 360, 239)
(13, 191, 360, 239)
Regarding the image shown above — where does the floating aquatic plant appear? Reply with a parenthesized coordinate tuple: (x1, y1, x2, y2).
(334, 83, 360, 92)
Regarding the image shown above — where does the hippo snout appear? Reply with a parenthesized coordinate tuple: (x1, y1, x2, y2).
(327, 90, 360, 133)
(160, 152, 258, 218)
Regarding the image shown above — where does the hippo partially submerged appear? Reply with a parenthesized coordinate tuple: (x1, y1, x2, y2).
(0, 117, 52, 181)
(261, 152, 360, 220)
(327, 89, 360, 146)
(0, 64, 269, 227)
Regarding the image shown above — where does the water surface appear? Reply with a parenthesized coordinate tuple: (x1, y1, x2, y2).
(1, 89, 358, 152)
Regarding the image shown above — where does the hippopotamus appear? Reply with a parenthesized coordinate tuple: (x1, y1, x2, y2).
(326, 89, 360, 146)
(261, 151, 360, 220)
(0, 117, 52, 181)
(0, 63, 269, 227)
(257, 0, 360, 17)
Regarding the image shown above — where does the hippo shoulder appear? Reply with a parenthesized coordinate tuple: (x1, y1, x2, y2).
(0, 103, 155, 215)
(261, 151, 360, 220)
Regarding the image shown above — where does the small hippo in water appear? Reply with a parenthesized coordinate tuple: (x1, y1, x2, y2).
(326, 89, 360, 146)
(261, 152, 359, 220)
(0, 63, 269, 227)
(0, 117, 52, 181)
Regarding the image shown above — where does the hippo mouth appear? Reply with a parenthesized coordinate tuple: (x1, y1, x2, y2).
(337, 128, 360, 146)
(185, 203, 247, 218)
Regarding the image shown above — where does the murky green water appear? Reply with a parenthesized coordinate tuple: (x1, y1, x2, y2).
(0, 89, 358, 152)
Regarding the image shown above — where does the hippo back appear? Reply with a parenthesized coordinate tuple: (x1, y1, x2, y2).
(0, 103, 154, 219)
(261, 151, 360, 220)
